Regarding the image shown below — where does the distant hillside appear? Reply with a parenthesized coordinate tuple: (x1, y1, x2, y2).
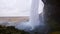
(0, 16, 29, 23)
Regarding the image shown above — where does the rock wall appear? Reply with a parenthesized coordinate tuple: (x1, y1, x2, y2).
(42, 0, 60, 32)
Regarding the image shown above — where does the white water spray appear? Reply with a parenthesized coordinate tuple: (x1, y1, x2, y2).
(30, 0, 40, 26)
(15, 0, 44, 31)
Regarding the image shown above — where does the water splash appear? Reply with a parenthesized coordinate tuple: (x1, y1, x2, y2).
(15, 0, 44, 32)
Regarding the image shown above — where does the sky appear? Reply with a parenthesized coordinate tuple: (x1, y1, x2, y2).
(0, 0, 44, 17)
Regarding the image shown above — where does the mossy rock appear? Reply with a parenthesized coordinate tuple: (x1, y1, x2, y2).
(0, 25, 29, 34)
(49, 31, 60, 34)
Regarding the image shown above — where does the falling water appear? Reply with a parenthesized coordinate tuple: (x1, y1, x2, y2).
(15, 0, 45, 32)
(30, 0, 40, 26)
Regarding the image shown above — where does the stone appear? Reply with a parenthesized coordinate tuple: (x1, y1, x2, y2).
(42, 0, 60, 32)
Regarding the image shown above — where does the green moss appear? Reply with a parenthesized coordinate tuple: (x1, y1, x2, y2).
(0, 25, 29, 34)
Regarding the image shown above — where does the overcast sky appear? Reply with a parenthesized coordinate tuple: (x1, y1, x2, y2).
(0, 0, 44, 17)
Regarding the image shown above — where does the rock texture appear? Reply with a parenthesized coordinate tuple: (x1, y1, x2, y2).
(42, 0, 60, 32)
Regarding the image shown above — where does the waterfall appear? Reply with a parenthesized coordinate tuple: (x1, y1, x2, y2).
(29, 0, 40, 26)
(15, 0, 43, 32)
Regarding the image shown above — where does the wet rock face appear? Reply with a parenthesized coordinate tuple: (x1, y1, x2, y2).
(42, 0, 60, 31)
(42, 0, 60, 5)
(42, 0, 60, 21)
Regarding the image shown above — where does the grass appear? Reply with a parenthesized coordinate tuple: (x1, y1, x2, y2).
(0, 25, 29, 34)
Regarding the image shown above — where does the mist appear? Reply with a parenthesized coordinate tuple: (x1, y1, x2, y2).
(15, 0, 44, 32)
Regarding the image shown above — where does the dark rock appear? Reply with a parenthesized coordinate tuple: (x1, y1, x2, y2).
(42, 0, 60, 32)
